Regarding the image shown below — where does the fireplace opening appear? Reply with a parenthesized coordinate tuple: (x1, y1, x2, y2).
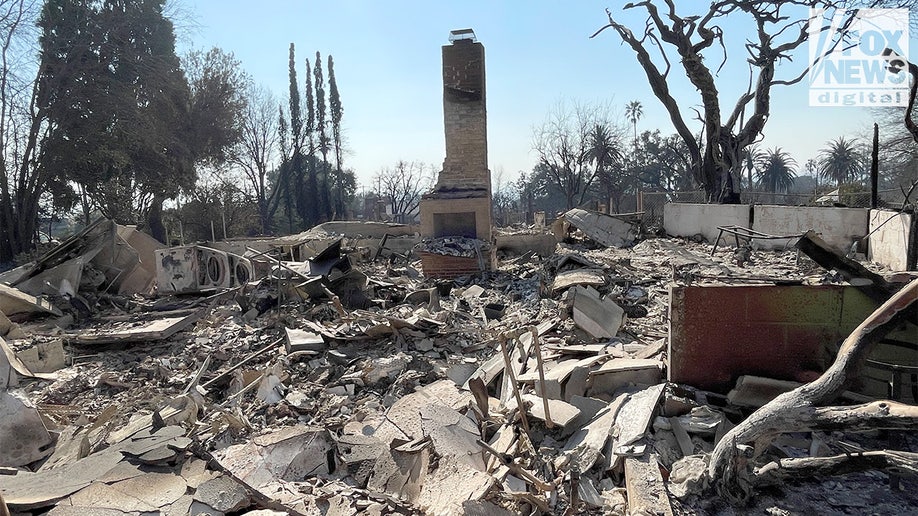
(433, 212, 477, 238)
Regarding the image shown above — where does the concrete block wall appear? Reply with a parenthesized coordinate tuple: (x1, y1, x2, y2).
(670, 284, 917, 399)
(753, 205, 868, 252)
(663, 203, 750, 244)
(662, 203, 871, 253)
(868, 209, 912, 271)
(669, 284, 839, 392)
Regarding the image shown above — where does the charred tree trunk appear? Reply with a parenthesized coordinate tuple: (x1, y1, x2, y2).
(708, 278, 918, 503)
(145, 193, 166, 244)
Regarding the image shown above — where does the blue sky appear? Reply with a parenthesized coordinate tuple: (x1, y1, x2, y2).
(178, 1, 916, 189)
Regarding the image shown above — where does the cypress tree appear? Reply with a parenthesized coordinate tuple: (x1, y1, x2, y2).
(328, 55, 344, 218)
(303, 57, 319, 226)
(314, 51, 331, 219)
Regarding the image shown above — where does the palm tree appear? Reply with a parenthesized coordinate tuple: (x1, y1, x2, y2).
(755, 147, 797, 195)
(624, 100, 643, 152)
(817, 137, 866, 187)
(589, 123, 625, 211)
(742, 144, 762, 191)
(588, 123, 622, 169)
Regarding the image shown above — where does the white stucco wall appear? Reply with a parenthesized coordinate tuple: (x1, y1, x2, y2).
(752, 205, 869, 252)
(663, 203, 751, 245)
(868, 209, 912, 271)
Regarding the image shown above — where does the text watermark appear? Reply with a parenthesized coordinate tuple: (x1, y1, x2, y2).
(809, 8, 910, 107)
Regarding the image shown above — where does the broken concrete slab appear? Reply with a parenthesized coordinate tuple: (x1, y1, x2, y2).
(0, 284, 61, 318)
(1, 336, 56, 384)
(556, 208, 638, 247)
(0, 389, 54, 467)
(624, 453, 674, 516)
(64, 309, 203, 345)
(552, 268, 607, 293)
(372, 379, 474, 445)
(16, 340, 66, 374)
(283, 327, 325, 353)
(668, 454, 710, 499)
(336, 434, 387, 487)
(727, 375, 802, 408)
(416, 457, 495, 516)
(420, 403, 486, 470)
(462, 284, 485, 299)
(558, 393, 629, 472)
(213, 425, 332, 489)
(613, 384, 666, 451)
(68, 471, 188, 513)
(1, 426, 190, 509)
(37, 426, 90, 473)
(588, 358, 662, 398)
(518, 393, 581, 428)
(0, 310, 25, 339)
(366, 437, 430, 503)
(193, 475, 251, 513)
(570, 286, 624, 340)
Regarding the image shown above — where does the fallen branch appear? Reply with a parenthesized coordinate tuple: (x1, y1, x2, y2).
(725, 400, 918, 452)
(756, 450, 918, 482)
(708, 278, 918, 504)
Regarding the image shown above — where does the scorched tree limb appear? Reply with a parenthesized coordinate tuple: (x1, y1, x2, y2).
(708, 278, 918, 504)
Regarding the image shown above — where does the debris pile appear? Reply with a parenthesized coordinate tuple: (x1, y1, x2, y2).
(0, 218, 916, 515)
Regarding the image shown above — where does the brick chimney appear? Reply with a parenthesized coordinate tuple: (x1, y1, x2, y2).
(419, 29, 492, 241)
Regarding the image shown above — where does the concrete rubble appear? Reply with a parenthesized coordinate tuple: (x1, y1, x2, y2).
(0, 217, 916, 515)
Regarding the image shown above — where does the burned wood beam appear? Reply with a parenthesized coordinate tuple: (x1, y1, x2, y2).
(795, 230, 897, 303)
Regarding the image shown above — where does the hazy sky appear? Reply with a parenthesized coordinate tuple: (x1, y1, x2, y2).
(178, 1, 916, 189)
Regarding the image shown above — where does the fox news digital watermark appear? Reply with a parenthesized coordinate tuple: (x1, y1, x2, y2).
(808, 8, 910, 107)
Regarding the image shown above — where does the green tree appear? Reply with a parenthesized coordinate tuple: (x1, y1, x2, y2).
(817, 137, 866, 187)
(314, 51, 331, 220)
(184, 47, 247, 168)
(624, 100, 642, 153)
(39, 0, 197, 241)
(277, 105, 294, 232)
(755, 147, 796, 194)
(630, 130, 694, 191)
(589, 123, 627, 212)
(286, 43, 309, 228)
(532, 100, 624, 210)
(328, 54, 345, 217)
(302, 56, 319, 227)
(742, 144, 762, 191)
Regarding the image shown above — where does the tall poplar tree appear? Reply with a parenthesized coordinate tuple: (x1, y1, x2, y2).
(328, 54, 345, 217)
(314, 51, 331, 220)
(287, 43, 307, 226)
(277, 105, 293, 232)
(303, 57, 319, 226)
